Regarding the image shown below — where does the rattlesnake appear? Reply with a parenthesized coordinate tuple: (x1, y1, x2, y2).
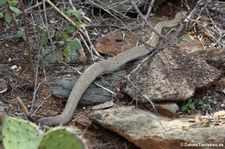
(39, 11, 187, 125)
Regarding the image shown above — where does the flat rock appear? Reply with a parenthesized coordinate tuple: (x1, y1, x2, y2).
(190, 48, 225, 70)
(95, 30, 138, 56)
(84, 0, 152, 13)
(41, 47, 63, 64)
(89, 106, 225, 149)
(125, 47, 221, 102)
(50, 70, 126, 104)
(95, 27, 152, 56)
(178, 35, 225, 70)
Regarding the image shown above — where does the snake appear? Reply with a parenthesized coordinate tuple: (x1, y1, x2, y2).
(38, 11, 187, 125)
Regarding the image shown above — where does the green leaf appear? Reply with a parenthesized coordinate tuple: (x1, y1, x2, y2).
(67, 39, 82, 51)
(8, 0, 18, 6)
(32, 64, 39, 70)
(65, 24, 75, 33)
(63, 49, 71, 57)
(75, 22, 86, 29)
(0, 0, 6, 6)
(181, 104, 188, 112)
(77, 9, 85, 16)
(189, 104, 195, 110)
(10, 6, 21, 16)
(41, 36, 48, 45)
(16, 29, 25, 40)
(66, 9, 83, 21)
(58, 32, 70, 41)
(4, 12, 12, 22)
(181, 99, 195, 112)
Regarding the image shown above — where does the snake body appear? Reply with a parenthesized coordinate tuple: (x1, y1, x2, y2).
(39, 11, 186, 125)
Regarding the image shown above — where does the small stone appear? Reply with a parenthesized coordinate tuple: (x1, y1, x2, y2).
(155, 103, 179, 117)
(91, 101, 114, 110)
(10, 65, 17, 70)
(220, 103, 225, 108)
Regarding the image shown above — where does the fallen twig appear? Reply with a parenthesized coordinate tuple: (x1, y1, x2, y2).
(16, 96, 29, 117)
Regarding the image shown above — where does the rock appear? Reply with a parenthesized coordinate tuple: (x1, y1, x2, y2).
(190, 48, 225, 70)
(178, 34, 204, 53)
(155, 103, 179, 117)
(50, 70, 126, 104)
(191, 48, 225, 93)
(41, 47, 63, 64)
(84, 0, 148, 13)
(216, 78, 225, 90)
(213, 110, 225, 118)
(89, 106, 225, 149)
(91, 101, 114, 110)
(178, 35, 225, 70)
(125, 47, 221, 102)
(95, 25, 151, 56)
(95, 30, 137, 56)
(64, 49, 79, 63)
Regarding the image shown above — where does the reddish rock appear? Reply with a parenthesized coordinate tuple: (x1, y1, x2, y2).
(95, 30, 137, 56)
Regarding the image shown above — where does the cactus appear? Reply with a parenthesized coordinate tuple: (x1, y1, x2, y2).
(1, 116, 87, 149)
(38, 127, 86, 149)
(2, 116, 42, 149)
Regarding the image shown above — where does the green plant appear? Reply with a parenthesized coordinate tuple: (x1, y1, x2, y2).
(57, 8, 87, 60)
(38, 127, 85, 149)
(0, 0, 21, 23)
(197, 96, 213, 110)
(63, 39, 82, 57)
(181, 96, 214, 113)
(66, 8, 87, 28)
(181, 99, 196, 113)
(2, 116, 42, 149)
(0, 0, 27, 42)
(16, 28, 26, 40)
(1, 116, 86, 149)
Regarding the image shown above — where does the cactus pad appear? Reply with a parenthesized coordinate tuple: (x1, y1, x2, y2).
(38, 127, 85, 149)
(2, 116, 42, 149)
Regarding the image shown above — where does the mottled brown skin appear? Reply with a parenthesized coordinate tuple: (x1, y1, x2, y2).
(39, 11, 187, 125)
